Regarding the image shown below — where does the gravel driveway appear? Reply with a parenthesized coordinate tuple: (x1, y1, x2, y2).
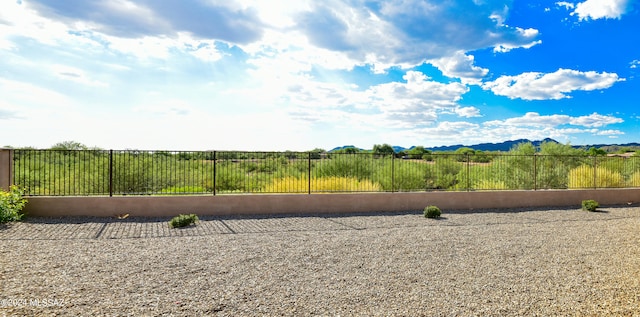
(1, 207, 639, 316)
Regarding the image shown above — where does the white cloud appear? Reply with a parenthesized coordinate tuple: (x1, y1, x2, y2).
(366, 71, 469, 126)
(428, 51, 489, 84)
(454, 106, 483, 118)
(483, 112, 623, 129)
(249, 0, 542, 71)
(596, 129, 624, 136)
(570, 112, 624, 127)
(482, 68, 623, 100)
(3, 0, 543, 75)
(572, 0, 631, 20)
(492, 28, 542, 53)
(630, 60, 640, 69)
(51, 64, 108, 87)
(556, 1, 576, 10)
(283, 70, 470, 129)
(406, 112, 626, 146)
(485, 112, 573, 127)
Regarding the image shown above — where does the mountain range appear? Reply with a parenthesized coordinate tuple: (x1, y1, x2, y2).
(330, 138, 640, 153)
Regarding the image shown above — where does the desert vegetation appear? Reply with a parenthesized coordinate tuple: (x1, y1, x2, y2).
(9, 141, 640, 196)
(0, 185, 27, 223)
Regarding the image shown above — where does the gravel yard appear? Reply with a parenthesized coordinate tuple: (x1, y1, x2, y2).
(1, 207, 639, 316)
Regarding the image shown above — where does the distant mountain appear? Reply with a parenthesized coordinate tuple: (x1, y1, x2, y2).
(578, 143, 640, 152)
(426, 138, 558, 152)
(330, 139, 640, 153)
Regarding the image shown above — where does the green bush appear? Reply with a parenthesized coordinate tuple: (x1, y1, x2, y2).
(0, 186, 27, 223)
(424, 205, 442, 218)
(568, 165, 624, 189)
(169, 214, 199, 228)
(581, 199, 599, 212)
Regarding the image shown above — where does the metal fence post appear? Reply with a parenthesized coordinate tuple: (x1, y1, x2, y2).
(533, 155, 537, 190)
(213, 151, 217, 196)
(391, 154, 395, 193)
(593, 156, 597, 189)
(109, 149, 113, 197)
(308, 152, 311, 194)
(466, 153, 470, 192)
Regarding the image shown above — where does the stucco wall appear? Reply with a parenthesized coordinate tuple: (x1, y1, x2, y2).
(23, 188, 640, 217)
(0, 149, 12, 191)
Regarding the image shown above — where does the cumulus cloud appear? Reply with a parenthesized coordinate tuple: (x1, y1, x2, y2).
(434, 112, 627, 145)
(485, 112, 573, 127)
(25, 0, 264, 43)
(484, 112, 623, 128)
(285, 70, 470, 128)
(570, 112, 624, 127)
(595, 129, 624, 136)
(367, 71, 469, 126)
(572, 0, 631, 20)
(454, 106, 483, 118)
(556, 1, 575, 10)
(428, 51, 489, 84)
(482, 68, 623, 100)
(295, 0, 541, 68)
(8, 0, 543, 74)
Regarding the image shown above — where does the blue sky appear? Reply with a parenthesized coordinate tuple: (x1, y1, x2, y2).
(1, 0, 639, 151)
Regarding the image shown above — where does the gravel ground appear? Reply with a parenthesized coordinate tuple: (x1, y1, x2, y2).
(1, 207, 640, 316)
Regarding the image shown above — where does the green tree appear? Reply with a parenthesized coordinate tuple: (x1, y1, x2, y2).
(50, 141, 88, 150)
(587, 147, 607, 156)
(373, 144, 395, 156)
(407, 146, 431, 159)
(333, 147, 360, 154)
(308, 148, 325, 159)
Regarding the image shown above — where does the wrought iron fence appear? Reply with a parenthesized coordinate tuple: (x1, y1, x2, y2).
(10, 149, 640, 196)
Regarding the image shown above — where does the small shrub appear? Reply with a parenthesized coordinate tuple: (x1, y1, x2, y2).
(627, 171, 640, 187)
(169, 214, 199, 228)
(263, 176, 382, 193)
(0, 186, 27, 223)
(581, 199, 599, 212)
(424, 205, 442, 218)
(568, 165, 624, 189)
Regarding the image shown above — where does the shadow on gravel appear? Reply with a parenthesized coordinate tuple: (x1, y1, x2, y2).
(19, 216, 173, 224)
(0, 222, 13, 230)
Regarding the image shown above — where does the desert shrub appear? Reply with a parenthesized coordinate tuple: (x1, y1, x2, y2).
(160, 186, 207, 194)
(373, 160, 427, 191)
(581, 200, 599, 212)
(424, 205, 442, 218)
(314, 154, 375, 180)
(169, 214, 199, 228)
(568, 165, 624, 189)
(263, 177, 382, 193)
(0, 186, 27, 223)
(627, 171, 640, 187)
(474, 179, 508, 190)
(213, 163, 249, 192)
(424, 157, 462, 190)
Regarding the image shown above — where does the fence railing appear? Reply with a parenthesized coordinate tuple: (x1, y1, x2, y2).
(9, 149, 640, 196)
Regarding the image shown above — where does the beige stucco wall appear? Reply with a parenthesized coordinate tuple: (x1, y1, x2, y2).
(22, 188, 640, 217)
(0, 149, 12, 191)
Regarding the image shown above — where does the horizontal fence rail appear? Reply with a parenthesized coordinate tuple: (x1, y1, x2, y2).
(9, 149, 640, 196)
